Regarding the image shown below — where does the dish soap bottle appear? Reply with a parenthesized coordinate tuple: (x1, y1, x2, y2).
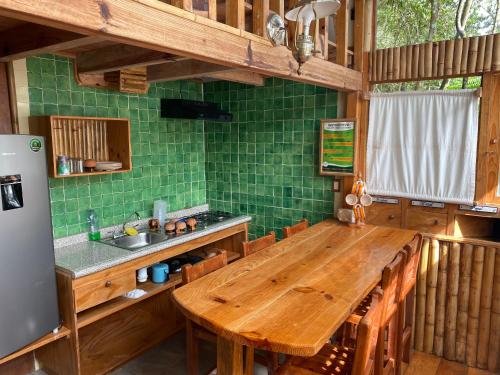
(87, 209, 101, 241)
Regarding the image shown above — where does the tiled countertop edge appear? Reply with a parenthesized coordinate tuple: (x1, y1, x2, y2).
(54, 204, 209, 249)
(57, 215, 252, 278)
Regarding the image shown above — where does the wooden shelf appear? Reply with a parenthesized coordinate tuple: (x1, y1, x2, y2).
(76, 250, 240, 329)
(77, 273, 182, 328)
(28, 115, 131, 178)
(0, 326, 70, 366)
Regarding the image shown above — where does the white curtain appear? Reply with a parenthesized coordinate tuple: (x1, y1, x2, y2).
(366, 90, 479, 205)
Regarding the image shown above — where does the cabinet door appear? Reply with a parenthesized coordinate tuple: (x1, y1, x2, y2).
(476, 72, 500, 204)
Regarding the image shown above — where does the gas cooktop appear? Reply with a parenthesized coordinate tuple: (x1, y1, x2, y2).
(189, 210, 235, 229)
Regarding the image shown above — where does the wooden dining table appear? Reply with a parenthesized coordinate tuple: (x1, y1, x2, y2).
(172, 219, 418, 374)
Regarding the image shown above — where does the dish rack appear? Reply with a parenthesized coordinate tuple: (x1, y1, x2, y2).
(29, 115, 131, 178)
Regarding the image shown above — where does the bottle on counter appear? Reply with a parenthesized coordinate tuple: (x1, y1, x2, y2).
(87, 209, 101, 241)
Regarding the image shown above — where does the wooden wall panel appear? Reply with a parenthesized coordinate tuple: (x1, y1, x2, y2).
(0, 62, 12, 134)
(370, 33, 500, 83)
(415, 236, 499, 373)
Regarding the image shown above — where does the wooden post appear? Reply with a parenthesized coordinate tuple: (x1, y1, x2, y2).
(400, 46, 407, 80)
(466, 246, 485, 368)
(393, 46, 400, 80)
(387, 47, 394, 80)
(226, 0, 245, 29)
(418, 43, 426, 79)
(438, 40, 446, 77)
(477, 247, 495, 369)
(424, 41, 432, 78)
(434, 241, 448, 357)
(353, 0, 366, 71)
(415, 238, 430, 352)
(493, 33, 500, 71)
(412, 45, 420, 81)
(444, 242, 460, 361)
(484, 34, 494, 72)
(460, 37, 470, 75)
(468, 36, 479, 74)
(377, 49, 383, 81)
(476, 35, 486, 72)
(253, 0, 270, 37)
(406, 45, 413, 80)
(171, 0, 193, 11)
(488, 248, 500, 372)
(456, 243, 473, 362)
(336, 0, 349, 67)
(444, 39, 454, 76)
(269, 0, 284, 18)
(453, 38, 463, 76)
(208, 0, 217, 20)
(424, 239, 440, 353)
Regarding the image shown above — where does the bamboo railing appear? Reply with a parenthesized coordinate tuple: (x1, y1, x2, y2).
(414, 235, 499, 372)
(370, 33, 500, 83)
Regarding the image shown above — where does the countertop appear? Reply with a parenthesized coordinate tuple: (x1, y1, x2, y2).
(55, 215, 252, 278)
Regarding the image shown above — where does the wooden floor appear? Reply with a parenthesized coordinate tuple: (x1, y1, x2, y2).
(404, 352, 499, 375)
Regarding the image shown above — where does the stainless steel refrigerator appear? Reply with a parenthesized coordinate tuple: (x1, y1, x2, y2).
(0, 135, 59, 359)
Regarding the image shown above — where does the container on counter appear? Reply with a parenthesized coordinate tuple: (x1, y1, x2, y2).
(152, 263, 169, 283)
(153, 200, 167, 227)
(87, 209, 101, 241)
(57, 155, 70, 176)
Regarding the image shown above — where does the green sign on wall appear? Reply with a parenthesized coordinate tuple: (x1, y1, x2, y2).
(319, 118, 357, 176)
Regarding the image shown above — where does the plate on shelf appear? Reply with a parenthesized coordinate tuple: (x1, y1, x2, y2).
(95, 162, 123, 171)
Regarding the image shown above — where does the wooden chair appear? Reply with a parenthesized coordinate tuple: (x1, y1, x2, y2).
(276, 288, 385, 375)
(181, 249, 228, 375)
(343, 251, 406, 375)
(395, 234, 423, 375)
(241, 231, 280, 374)
(282, 219, 309, 239)
(241, 231, 276, 257)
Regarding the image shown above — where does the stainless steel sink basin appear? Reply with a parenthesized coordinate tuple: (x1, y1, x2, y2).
(101, 232, 166, 251)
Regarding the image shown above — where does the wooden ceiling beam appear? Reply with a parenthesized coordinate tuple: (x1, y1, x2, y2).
(76, 45, 180, 74)
(205, 70, 265, 86)
(0, 23, 101, 62)
(148, 60, 232, 82)
(0, 0, 362, 91)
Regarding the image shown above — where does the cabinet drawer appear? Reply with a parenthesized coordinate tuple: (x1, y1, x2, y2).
(407, 209, 448, 234)
(75, 272, 136, 312)
(366, 202, 401, 228)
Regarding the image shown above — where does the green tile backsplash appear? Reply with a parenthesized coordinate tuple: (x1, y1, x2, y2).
(27, 56, 336, 240)
(27, 55, 207, 238)
(204, 78, 336, 239)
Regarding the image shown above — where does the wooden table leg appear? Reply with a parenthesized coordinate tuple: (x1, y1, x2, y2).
(217, 336, 244, 375)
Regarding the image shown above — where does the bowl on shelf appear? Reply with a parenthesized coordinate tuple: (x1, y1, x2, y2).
(95, 161, 123, 171)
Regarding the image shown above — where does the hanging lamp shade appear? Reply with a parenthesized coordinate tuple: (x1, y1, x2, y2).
(285, 0, 341, 21)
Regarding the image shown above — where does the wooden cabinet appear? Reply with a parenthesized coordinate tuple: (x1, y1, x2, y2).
(28, 116, 131, 178)
(74, 271, 136, 313)
(365, 201, 401, 228)
(44, 223, 248, 375)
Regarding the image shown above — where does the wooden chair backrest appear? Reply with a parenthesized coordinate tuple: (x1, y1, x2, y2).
(282, 219, 309, 239)
(352, 288, 384, 375)
(181, 249, 228, 285)
(380, 251, 405, 325)
(400, 234, 423, 299)
(241, 231, 276, 257)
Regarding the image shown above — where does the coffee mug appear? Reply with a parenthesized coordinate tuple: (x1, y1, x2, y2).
(137, 267, 148, 282)
(152, 263, 169, 284)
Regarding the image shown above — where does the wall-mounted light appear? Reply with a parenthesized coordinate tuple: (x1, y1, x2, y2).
(267, 0, 341, 74)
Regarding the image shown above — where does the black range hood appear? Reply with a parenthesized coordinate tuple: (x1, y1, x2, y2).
(160, 99, 233, 122)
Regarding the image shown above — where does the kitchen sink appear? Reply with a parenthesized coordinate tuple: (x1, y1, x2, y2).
(101, 232, 166, 251)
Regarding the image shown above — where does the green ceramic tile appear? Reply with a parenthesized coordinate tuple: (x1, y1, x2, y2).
(28, 55, 206, 238)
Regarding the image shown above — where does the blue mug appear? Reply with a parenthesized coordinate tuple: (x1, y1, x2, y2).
(152, 263, 169, 283)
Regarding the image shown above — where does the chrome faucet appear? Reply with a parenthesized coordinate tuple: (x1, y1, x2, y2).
(113, 211, 141, 239)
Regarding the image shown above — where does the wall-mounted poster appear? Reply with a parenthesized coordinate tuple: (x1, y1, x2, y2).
(319, 118, 357, 176)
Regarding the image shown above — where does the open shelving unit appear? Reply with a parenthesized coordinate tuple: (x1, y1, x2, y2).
(28, 115, 131, 178)
(0, 326, 70, 366)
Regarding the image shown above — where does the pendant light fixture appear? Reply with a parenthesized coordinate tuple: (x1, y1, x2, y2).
(267, 0, 341, 74)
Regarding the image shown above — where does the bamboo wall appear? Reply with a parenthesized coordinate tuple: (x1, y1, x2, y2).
(414, 237, 500, 372)
(370, 33, 500, 83)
